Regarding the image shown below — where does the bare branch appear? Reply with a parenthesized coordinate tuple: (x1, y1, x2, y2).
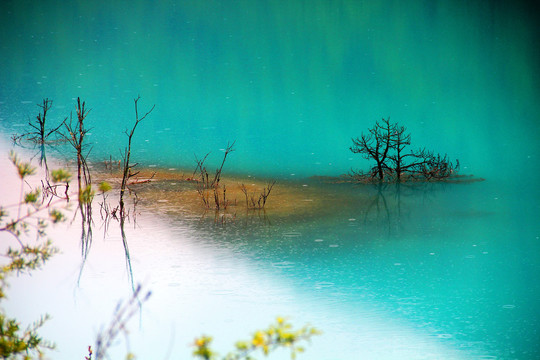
(350, 118, 458, 182)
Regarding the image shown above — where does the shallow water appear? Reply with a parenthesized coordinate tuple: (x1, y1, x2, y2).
(1, 1, 539, 359)
(1, 146, 539, 359)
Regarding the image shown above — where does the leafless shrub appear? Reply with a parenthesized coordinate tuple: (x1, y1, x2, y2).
(12, 98, 65, 145)
(119, 96, 155, 217)
(194, 141, 236, 209)
(240, 181, 276, 209)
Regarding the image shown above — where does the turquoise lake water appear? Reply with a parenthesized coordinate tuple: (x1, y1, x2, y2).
(1, 0, 539, 359)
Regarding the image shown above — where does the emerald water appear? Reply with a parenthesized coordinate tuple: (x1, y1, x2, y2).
(1, 1, 539, 359)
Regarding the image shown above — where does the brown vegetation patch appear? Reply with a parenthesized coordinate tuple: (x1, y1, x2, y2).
(92, 167, 349, 219)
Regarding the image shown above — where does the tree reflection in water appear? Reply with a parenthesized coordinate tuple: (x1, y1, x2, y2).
(361, 181, 448, 236)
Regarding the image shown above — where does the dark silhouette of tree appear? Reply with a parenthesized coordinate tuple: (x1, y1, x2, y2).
(12, 98, 65, 146)
(415, 150, 458, 180)
(350, 118, 394, 180)
(350, 118, 458, 182)
(62, 97, 92, 196)
(119, 96, 155, 216)
(387, 123, 412, 181)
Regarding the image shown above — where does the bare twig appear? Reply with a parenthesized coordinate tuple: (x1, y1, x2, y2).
(119, 96, 155, 216)
(240, 181, 276, 209)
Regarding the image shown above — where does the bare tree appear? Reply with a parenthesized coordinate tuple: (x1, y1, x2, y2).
(119, 96, 155, 215)
(30, 99, 64, 144)
(240, 181, 276, 210)
(386, 123, 411, 181)
(193, 141, 236, 209)
(350, 118, 394, 181)
(12, 99, 66, 172)
(62, 97, 92, 197)
(414, 150, 457, 180)
(350, 118, 458, 182)
(12, 98, 64, 145)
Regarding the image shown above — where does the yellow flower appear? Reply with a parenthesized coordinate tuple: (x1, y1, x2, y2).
(252, 331, 265, 347)
(195, 336, 211, 347)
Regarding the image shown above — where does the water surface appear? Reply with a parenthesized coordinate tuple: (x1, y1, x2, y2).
(1, 145, 539, 359)
(1, 1, 539, 359)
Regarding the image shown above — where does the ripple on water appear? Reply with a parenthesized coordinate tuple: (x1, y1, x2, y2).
(282, 232, 302, 238)
(315, 281, 335, 289)
(397, 296, 423, 306)
(271, 261, 295, 269)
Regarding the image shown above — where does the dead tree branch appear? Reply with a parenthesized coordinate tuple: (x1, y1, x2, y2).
(119, 96, 155, 215)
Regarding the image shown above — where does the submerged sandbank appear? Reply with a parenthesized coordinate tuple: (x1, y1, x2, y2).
(89, 162, 483, 228)
(91, 165, 367, 221)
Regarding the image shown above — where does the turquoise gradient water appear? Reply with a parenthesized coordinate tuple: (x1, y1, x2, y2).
(1, 1, 540, 359)
(1, 0, 538, 180)
(2, 154, 539, 359)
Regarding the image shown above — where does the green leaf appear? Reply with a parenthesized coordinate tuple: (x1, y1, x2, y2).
(49, 209, 65, 223)
(79, 185, 94, 204)
(24, 189, 41, 204)
(50, 168, 72, 183)
(9, 151, 36, 179)
(98, 181, 112, 193)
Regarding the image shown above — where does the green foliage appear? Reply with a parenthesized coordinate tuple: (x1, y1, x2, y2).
(48, 209, 65, 223)
(50, 169, 72, 183)
(9, 152, 36, 180)
(98, 181, 112, 193)
(0, 152, 66, 359)
(79, 185, 95, 204)
(0, 238, 58, 358)
(23, 189, 40, 206)
(193, 336, 215, 360)
(3, 241, 58, 274)
(193, 317, 320, 360)
(0, 208, 6, 223)
(0, 313, 54, 359)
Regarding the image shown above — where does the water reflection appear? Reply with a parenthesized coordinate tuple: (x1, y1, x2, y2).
(76, 200, 93, 285)
(353, 180, 463, 240)
(124, 186, 501, 359)
(12, 139, 141, 296)
(2, 145, 538, 359)
(363, 183, 393, 230)
(130, 177, 536, 359)
(119, 213, 135, 292)
(93, 192, 138, 293)
(75, 194, 135, 293)
(195, 208, 274, 227)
